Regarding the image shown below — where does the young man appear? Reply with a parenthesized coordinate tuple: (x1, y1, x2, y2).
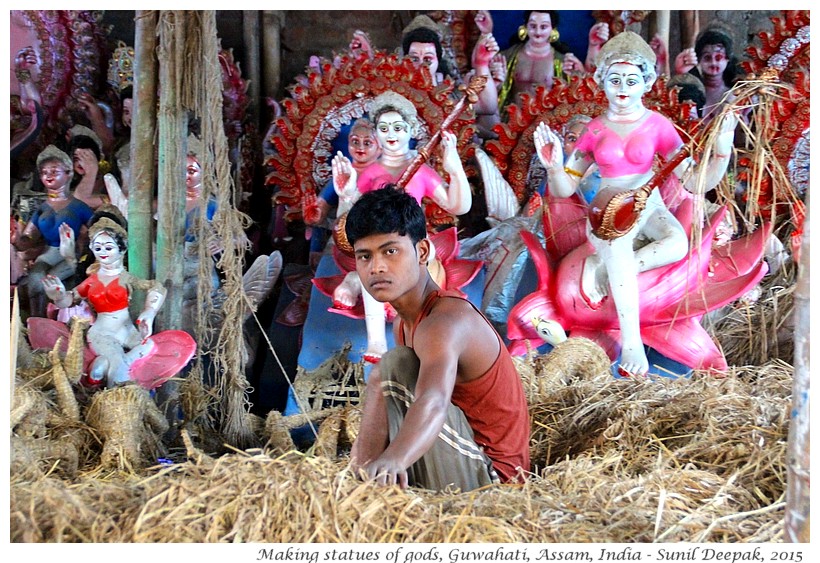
(346, 186, 530, 491)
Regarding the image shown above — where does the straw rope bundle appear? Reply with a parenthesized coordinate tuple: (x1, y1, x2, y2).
(85, 385, 170, 470)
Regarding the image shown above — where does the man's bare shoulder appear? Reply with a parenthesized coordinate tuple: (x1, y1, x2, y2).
(416, 295, 490, 341)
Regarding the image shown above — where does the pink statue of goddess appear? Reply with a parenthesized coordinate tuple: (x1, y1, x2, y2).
(329, 90, 472, 363)
(532, 31, 739, 376)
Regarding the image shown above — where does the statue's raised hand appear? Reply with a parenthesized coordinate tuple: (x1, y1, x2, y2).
(42, 274, 67, 303)
(472, 33, 499, 68)
(474, 10, 493, 34)
(58, 222, 76, 262)
(332, 152, 358, 198)
(534, 121, 564, 171)
(440, 130, 462, 173)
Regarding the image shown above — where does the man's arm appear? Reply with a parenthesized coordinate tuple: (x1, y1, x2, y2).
(349, 363, 390, 474)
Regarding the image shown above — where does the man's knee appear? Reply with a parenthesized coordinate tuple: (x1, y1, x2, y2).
(379, 346, 420, 387)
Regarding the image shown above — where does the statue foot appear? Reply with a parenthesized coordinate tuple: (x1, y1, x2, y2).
(363, 339, 388, 365)
(88, 356, 110, 386)
(333, 271, 361, 309)
(617, 344, 649, 377)
(580, 254, 609, 309)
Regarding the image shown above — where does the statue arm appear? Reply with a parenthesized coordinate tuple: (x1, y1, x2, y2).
(435, 131, 472, 215)
(677, 112, 739, 194)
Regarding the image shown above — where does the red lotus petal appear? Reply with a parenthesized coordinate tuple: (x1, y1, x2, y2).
(312, 274, 347, 298)
(442, 258, 483, 292)
(429, 227, 459, 262)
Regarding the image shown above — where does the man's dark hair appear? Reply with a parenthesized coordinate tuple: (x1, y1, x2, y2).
(402, 27, 452, 78)
(345, 185, 427, 247)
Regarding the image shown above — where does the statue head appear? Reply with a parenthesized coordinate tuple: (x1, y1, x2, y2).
(593, 31, 657, 89)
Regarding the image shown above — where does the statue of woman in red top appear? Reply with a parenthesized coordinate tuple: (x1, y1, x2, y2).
(41, 213, 183, 388)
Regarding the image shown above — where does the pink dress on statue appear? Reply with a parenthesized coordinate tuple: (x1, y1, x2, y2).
(357, 161, 442, 204)
(574, 111, 683, 177)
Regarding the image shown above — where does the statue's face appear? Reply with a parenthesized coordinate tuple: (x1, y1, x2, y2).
(526, 12, 553, 48)
(348, 128, 380, 166)
(39, 160, 71, 191)
(407, 41, 439, 81)
(375, 111, 412, 157)
(562, 121, 588, 157)
(122, 98, 133, 128)
(186, 155, 202, 193)
(603, 62, 647, 112)
(698, 44, 728, 79)
(90, 232, 122, 268)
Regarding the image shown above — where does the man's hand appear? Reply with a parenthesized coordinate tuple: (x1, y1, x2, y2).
(73, 147, 99, 178)
(365, 456, 409, 489)
(77, 92, 106, 126)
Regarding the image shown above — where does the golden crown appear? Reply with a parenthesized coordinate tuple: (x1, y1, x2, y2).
(107, 41, 135, 93)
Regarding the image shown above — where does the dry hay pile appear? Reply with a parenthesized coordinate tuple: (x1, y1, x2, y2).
(707, 267, 797, 367)
(11, 336, 792, 543)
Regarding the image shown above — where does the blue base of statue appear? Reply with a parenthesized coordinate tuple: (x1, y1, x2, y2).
(284, 253, 486, 416)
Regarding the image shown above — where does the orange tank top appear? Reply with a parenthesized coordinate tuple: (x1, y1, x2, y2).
(399, 290, 530, 481)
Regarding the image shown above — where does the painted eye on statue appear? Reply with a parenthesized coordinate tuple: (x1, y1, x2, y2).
(40, 167, 66, 177)
(702, 53, 727, 62)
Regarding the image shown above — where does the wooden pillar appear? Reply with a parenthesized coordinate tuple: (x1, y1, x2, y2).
(129, 10, 158, 282)
(785, 192, 810, 543)
(649, 11, 671, 76)
(155, 11, 188, 330)
(243, 11, 261, 130)
(680, 10, 700, 49)
(261, 11, 285, 100)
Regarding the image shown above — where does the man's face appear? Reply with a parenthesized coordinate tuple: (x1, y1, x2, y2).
(407, 41, 439, 81)
(353, 232, 428, 303)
